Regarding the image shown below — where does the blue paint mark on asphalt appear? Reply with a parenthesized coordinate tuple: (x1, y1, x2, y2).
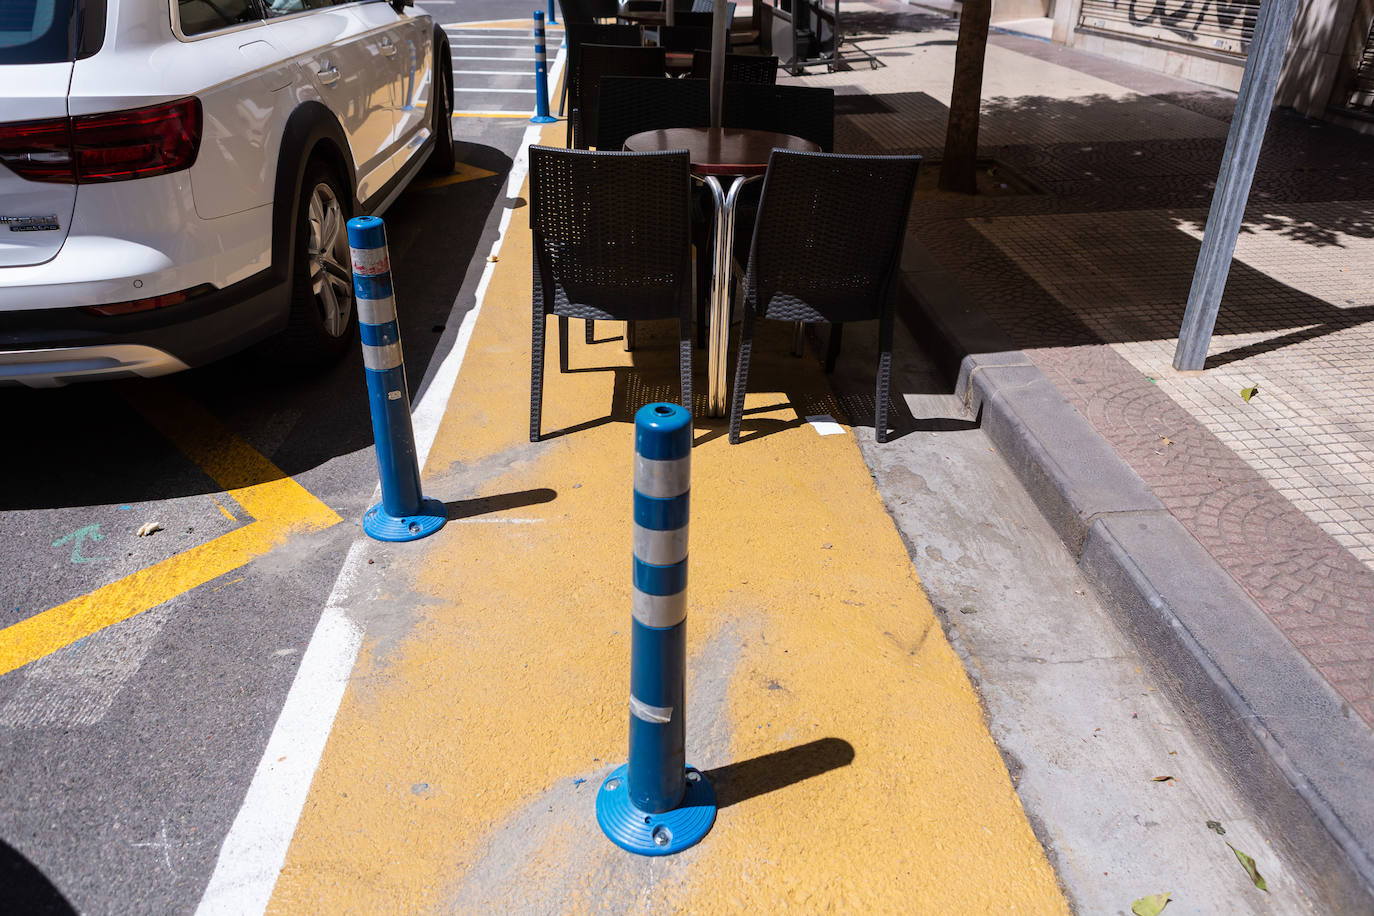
(52, 524, 106, 564)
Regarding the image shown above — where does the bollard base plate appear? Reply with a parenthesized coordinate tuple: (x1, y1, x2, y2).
(595, 764, 716, 856)
(530, 115, 558, 123)
(362, 497, 447, 542)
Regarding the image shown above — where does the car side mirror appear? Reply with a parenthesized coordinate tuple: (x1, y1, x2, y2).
(390, 0, 412, 13)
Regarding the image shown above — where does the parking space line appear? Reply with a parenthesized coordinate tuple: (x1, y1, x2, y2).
(0, 387, 341, 677)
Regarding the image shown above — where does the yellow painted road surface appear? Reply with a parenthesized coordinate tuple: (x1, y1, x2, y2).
(268, 125, 1068, 913)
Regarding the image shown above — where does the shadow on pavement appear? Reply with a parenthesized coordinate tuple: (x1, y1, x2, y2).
(444, 487, 557, 520)
(702, 737, 856, 809)
(0, 838, 77, 916)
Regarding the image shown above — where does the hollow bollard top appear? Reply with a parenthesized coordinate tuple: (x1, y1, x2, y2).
(635, 403, 691, 461)
(346, 215, 387, 252)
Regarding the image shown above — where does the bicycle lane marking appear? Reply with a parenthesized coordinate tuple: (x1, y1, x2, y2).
(0, 385, 341, 677)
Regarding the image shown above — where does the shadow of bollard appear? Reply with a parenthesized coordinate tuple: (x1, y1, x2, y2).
(702, 737, 856, 809)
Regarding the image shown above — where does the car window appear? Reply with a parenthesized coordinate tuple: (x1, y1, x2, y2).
(178, 0, 260, 36)
(262, 0, 344, 17)
(0, 0, 76, 64)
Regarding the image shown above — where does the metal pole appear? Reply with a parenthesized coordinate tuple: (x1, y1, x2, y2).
(597, 403, 716, 855)
(547, 0, 558, 25)
(1172, 0, 1300, 371)
(531, 10, 558, 124)
(346, 216, 447, 542)
(708, 0, 728, 127)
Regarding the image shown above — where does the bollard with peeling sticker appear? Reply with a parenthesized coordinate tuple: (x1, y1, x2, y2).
(347, 216, 447, 542)
(597, 403, 715, 855)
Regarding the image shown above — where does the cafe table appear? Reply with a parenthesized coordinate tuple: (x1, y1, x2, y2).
(623, 126, 820, 417)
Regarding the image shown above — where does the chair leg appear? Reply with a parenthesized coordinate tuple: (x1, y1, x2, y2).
(558, 316, 570, 374)
(728, 309, 754, 444)
(586, 319, 595, 345)
(825, 322, 843, 373)
(678, 318, 694, 418)
(624, 320, 636, 351)
(875, 311, 893, 443)
(791, 321, 805, 357)
(531, 310, 547, 442)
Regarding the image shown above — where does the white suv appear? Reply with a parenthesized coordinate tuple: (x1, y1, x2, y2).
(0, 0, 454, 386)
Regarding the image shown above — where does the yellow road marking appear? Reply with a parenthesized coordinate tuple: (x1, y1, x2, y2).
(409, 161, 500, 191)
(270, 118, 1068, 913)
(211, 496, 238, 522)
(0, 387, 340, 677)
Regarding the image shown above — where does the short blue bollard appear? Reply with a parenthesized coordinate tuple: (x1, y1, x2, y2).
(546, 0, 558, 26)
(346, 216, 447, 543)
(597, 404, 716, 856)
(531, 11, 557, 124)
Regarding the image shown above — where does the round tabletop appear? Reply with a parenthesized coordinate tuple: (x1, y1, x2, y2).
(623, 127, 821, 176)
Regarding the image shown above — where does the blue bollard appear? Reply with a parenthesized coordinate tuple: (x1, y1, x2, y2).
(546, 0, 558, 26)
(531, 11, 557, 124)
(597, 403, 716, 856)
(346, 216, 447, 543)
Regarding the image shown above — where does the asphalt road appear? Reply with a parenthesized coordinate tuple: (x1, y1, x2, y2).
(0, 5, 542, 910)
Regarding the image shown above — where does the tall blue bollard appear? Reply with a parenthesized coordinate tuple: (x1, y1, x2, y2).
(546, 0, 558, 25)
(346, 216, 447, 543)
(531, 11, 557, 124)
(597, 404, 716, 855)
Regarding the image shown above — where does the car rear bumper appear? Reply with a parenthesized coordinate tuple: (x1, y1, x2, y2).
(0, 268, 289, 387)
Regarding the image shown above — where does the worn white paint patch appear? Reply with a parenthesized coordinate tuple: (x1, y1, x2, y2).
(806, 415, 847, 436)
(0, 604, 172, 728)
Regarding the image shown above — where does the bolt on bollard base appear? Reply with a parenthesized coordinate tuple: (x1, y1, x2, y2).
(346, 215, 448, 543)
(596, 765, 717, 855)
(596, 403, 716, 856)
(362, 498, 447, 542)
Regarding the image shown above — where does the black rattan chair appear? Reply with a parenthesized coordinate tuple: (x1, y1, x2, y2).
(723, 83, 835, 151)
(728, 150, 920, 444)
(595, 75, 709, 150)
(560, 0, 621, 22)
(690, 51, 777, 83)
(529, 147, 694, 441)
(561, 24, 643, 118)
(657, 24, 714, 51)
(569, 44, 666, 149)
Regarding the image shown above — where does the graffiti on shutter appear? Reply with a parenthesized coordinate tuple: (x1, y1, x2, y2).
(1077, 0, 1259, 56)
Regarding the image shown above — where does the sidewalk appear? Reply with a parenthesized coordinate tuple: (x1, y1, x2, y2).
(804, 0, 1374, 904)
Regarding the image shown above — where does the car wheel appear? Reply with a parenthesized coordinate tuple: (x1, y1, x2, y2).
(424, 41, 455, 176)
(266, 160, 357, 367)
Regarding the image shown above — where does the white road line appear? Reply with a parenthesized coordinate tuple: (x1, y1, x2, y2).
(454, 55, 536, 61)
(194, 44, 563, 916)
(455, 87, 535, 93)
(451, 42, 538, 48)
(456, 70, 535, 76)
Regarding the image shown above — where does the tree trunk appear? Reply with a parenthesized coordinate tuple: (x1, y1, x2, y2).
(939, 0, 992, 194)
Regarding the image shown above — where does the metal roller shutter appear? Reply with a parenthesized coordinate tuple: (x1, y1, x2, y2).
(1077, 0, 1259, 56)
(1350, 19, 1374, 111)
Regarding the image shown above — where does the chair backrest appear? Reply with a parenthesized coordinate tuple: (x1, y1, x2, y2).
(565, 22, 643, 58)
(571, 44, 667, 148)
(559, 0, 620, 22)
(690, 51, 777, 83)
(529, 146, 692, 319)
(595, 75, 710, 150)
(723, 83, 834, 151)
(668, 9, 725, 28)
(657, 24, 714, 51)
(744, 151, 921, 322)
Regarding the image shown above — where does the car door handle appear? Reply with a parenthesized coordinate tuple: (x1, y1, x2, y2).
(317, 65, 340, 86)
(380, 37, 397, 57)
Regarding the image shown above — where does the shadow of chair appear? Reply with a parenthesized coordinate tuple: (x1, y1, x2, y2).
(730, 150, 921, 444)
(529, 146, 695, 442)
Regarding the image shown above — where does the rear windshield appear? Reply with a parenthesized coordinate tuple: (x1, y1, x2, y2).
(0, 0, 77, 63)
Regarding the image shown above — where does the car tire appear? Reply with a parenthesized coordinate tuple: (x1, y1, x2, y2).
(263, 159, 358, 367)
(424, 38, 455, 176)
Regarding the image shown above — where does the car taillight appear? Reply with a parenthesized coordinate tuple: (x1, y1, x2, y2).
(81, 283, 213, 316)
(0, 97, 201, 184)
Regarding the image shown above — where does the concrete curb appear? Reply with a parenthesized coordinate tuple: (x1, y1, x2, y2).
(896, 234, 1374, 911)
